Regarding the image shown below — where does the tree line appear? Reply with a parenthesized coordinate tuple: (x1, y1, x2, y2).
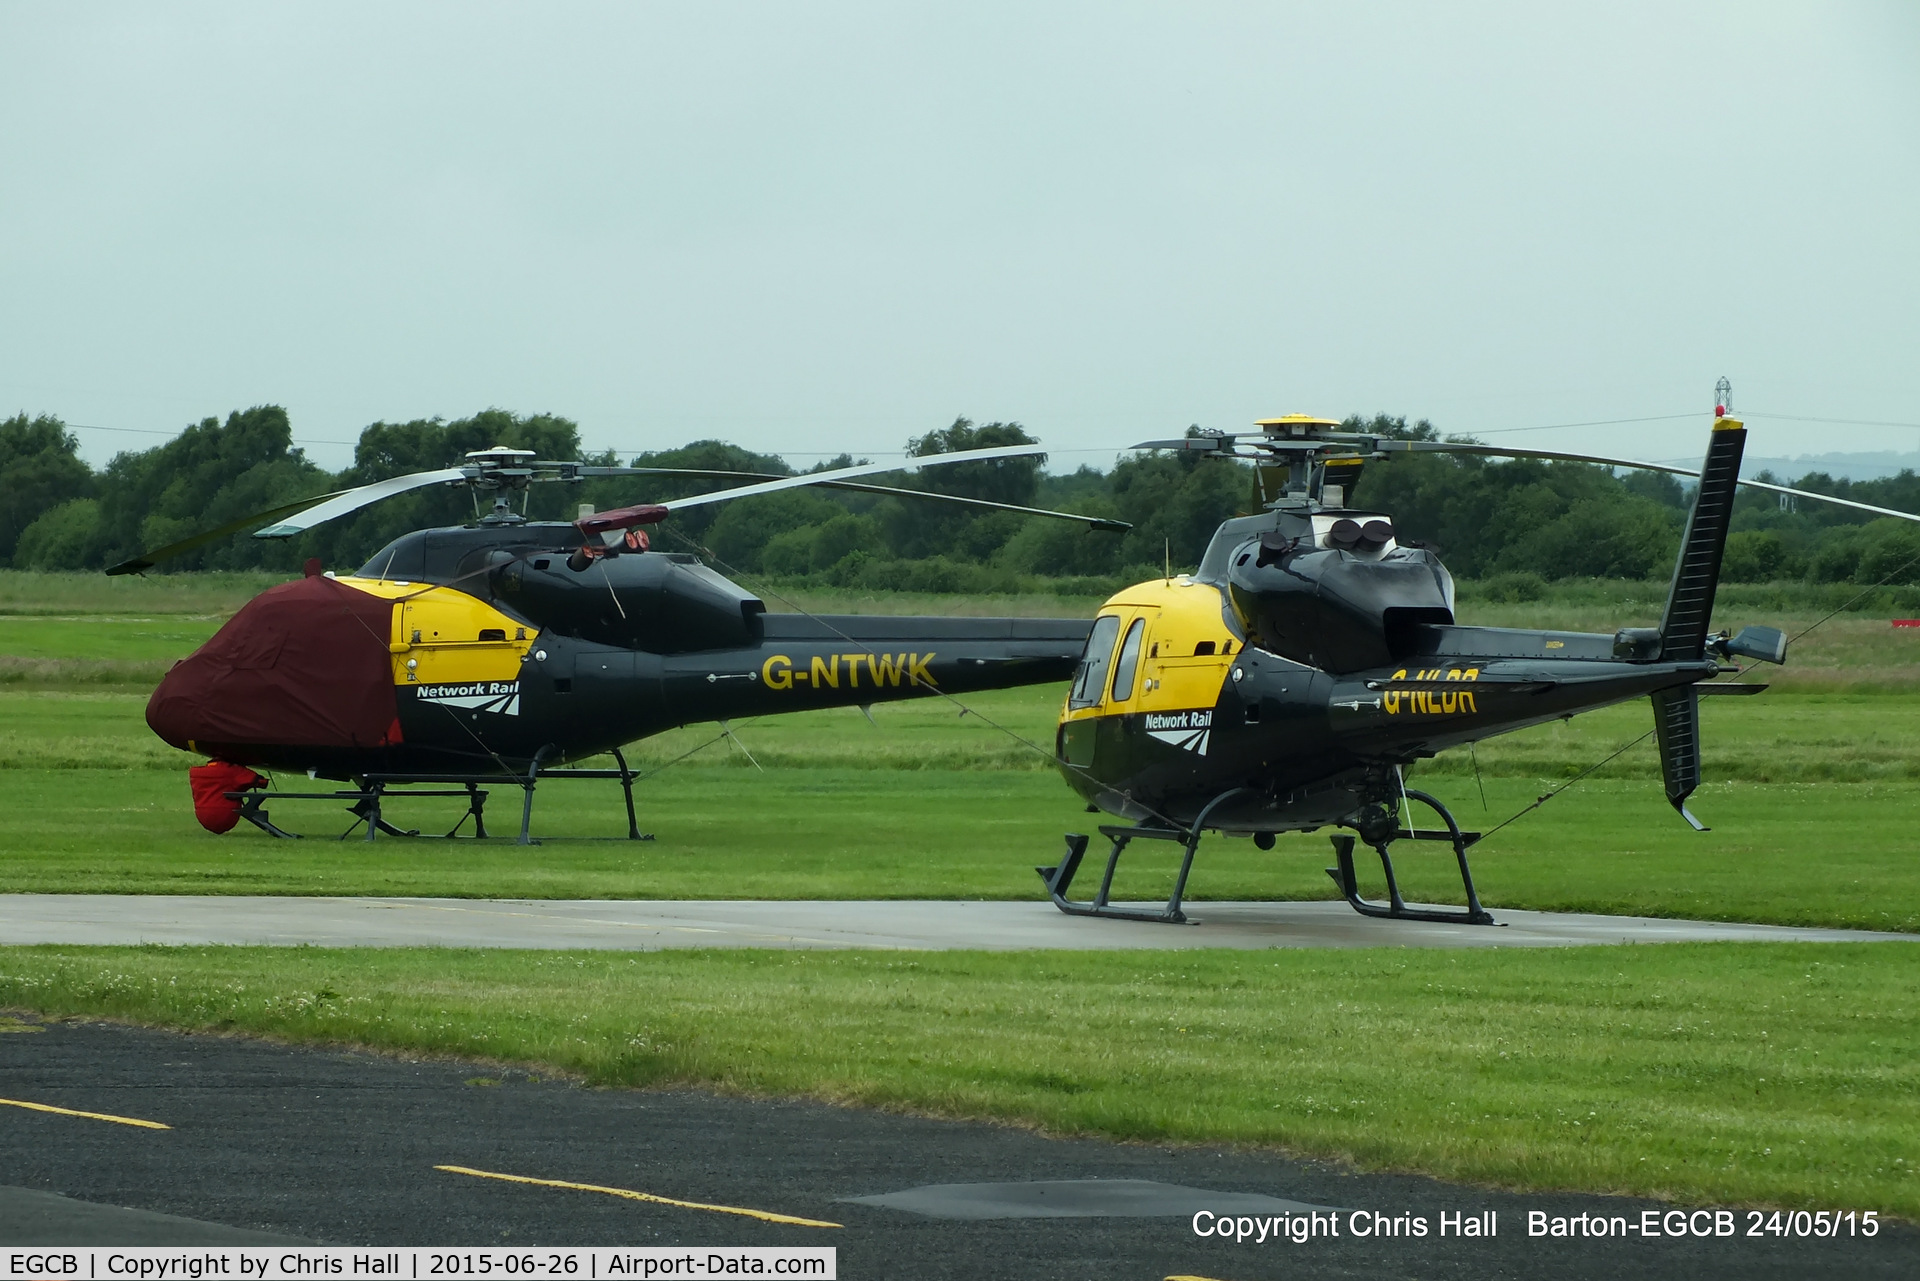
(3, 406, 1918, 590)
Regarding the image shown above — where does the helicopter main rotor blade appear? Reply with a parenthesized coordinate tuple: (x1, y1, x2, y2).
(104, 490, 355, 575)
(579, 466, 1128, 530)
(815, 479, 1129, 529)
(652, 444, 1051, 514)
(108, 465, 471, 574)
(249, 467, 471, 539)
(1385, 440, 1920, 526)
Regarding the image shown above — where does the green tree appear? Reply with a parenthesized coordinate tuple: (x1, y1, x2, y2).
(1721, 530, 1793, 582)
(1854, 519, 1920, 586)
(90, 406, 330, 572)
(1106, 450, 1249, 573)
(602, 439, 796, 550)
(1355, 441, 1682, 581)
(906, 418, 1044, 505)
(759, 512, 884, 578)
(995, 504, 1124, 576)
(997, 432, 1244, 578)
(1621, 468, 1688, 510)
(13, 498, 101, 571)
(0, 414, 95, 566)
(880, 419, 1045, 561)
(1501, 494, 1679, 579)
(703, 489, 844, 572)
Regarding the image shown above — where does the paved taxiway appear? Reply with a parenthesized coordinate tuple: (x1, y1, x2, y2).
(2, 894, 1910, 950)
(3, 1018, 1912, 1278)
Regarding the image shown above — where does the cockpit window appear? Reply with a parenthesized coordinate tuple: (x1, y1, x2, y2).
(1109, 618, 1146, 702)
(1069, 614, 1123, 710)
(356, 536, 425, 582)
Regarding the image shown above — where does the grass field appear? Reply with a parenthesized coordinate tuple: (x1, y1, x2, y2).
(3, 942, 1916, 1215)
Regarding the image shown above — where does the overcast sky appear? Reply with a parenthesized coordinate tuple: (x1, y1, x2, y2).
(3, 3, 1915, 475)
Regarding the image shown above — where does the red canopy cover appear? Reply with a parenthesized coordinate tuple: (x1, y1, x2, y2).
(147, 575, 401, 756)
(188, 761, 265, 833)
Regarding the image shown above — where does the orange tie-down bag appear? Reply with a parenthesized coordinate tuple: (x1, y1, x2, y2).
(188, 761, 266, 833)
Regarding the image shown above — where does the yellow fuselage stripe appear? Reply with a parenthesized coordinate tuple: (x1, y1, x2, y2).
(434, 1164, 842, 1228)
(329, 576, 537, 687)
(1060, 577, 1237, 723)
(0, 1096, 171, 1129)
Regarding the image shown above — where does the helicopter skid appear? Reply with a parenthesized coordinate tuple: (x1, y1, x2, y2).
(1037, 828, 1197, 924)
(1036, 788, 1260, 924)
(1039, 785, 1499, 928)
(224, 747, 651, 845)
(230, 784, 490, 842)
(1325, 789, 1497, 926)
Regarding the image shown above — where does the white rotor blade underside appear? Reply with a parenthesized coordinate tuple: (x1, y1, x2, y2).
(252, 468, 470, 538)
(597, 465, 1124, 529)
(1385, 440, 1920, 526)
(656, 444, 1048, 513)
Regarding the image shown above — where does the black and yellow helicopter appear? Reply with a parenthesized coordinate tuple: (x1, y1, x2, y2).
(1036, 405, 1920, 926)
(120, 403, 1920, 928)
(124, 444, 1118, 843)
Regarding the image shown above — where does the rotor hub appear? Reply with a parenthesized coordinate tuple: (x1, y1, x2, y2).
(463, 445, 541, 492)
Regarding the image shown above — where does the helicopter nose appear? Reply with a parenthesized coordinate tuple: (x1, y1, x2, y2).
(147, 576, 403, 757)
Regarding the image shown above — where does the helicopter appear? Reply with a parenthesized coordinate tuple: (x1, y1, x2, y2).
(1036, 406, 1920, 927)
(123, 443, 1123, 843)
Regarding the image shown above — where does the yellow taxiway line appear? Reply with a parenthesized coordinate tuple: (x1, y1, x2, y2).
(435, 1164, 841, 1228)
(0, 1096, 170, 1129)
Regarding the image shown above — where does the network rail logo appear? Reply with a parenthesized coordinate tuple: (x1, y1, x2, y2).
(413, 680, 521, 716)
(1144, 709, 1211, 755)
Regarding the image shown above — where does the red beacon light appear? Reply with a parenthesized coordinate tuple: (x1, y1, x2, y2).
(568, 502, 669, 570)
(576, 503, 669, 537)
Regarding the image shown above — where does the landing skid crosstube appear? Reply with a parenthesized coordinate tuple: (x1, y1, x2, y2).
(1038, 786, 1497, 927)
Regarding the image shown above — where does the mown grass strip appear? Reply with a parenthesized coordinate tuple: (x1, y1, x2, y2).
(3, 943, 1916, 1215)
(3, 767, 1917, 931)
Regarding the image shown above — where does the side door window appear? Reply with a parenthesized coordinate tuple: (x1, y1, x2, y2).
(1109, 617, 1147, 703)
(1068, 614, 1123, 710)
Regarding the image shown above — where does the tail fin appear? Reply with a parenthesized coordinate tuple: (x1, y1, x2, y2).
(1652, 687, 1705, 830)
(1651, 415, 1746, 828)
(1658, 417, 1747, 659)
